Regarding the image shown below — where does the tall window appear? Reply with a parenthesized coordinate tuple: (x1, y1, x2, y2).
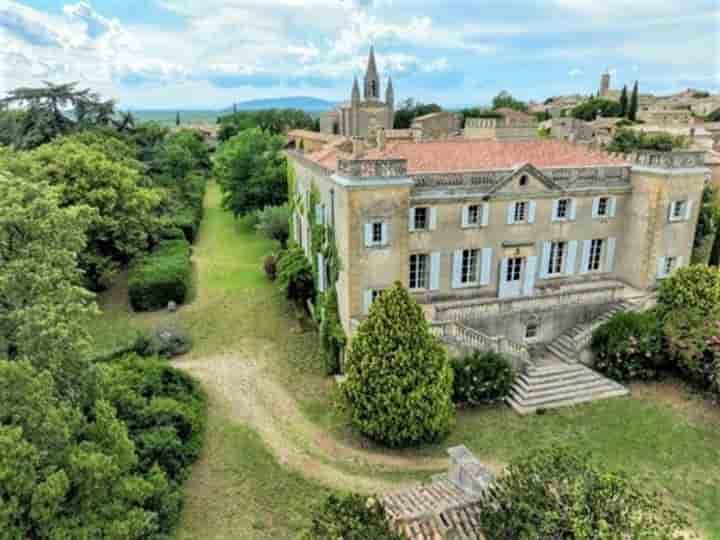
(372, 222, 383, 244)
(514, 202, 527, 223)
(467, 205, 480, 226)
(548, 241, 566, 275)
(556, 199, 570, 220)
(588, 239, 604, 272)
(597, 197, 609, 217)
(506, 257, 523, 282)
(461, 249, 480, 285)
(672, 200, 686, 220)
(413, 207, 428, 230)
(664, 257, 677, 276)
(409, 254, 429, 289)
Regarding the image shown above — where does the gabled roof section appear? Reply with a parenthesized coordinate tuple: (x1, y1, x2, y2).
(487, 162, 563, 195)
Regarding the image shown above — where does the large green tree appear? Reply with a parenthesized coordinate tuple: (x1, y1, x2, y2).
(571, 98, 623, 121)
(619, 85, 629, 118)
(341, 283, 454, 448)
(0, 173, 96, 401)
(3, 139, 163, 289)
(214, 127, 288, 216)
(393, 99, 443, 129)
(217, 108, 315, 141)
(492, 91, 528, 112)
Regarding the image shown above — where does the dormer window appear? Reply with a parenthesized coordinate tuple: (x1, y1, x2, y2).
(519, 175, 528, 187)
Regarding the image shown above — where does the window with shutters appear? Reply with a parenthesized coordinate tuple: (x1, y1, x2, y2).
(597, 197, 609, 217)
(555, 199, 570, 220)
(413, 207, 428, 230)
(372, 222, 383, 244)
(548, 241, 566, 275)
(467, 204, 480, 226)
(664, 257, 677, 276)
(506, 257, 523, 282)
(671, 200, 686, 220)
(461, 249, 480, 285)
(409, 254, 429, 289)
(588, 239, 604, 272)
(513, 202, 527, 223)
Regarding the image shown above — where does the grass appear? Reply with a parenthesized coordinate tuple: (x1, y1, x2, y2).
(90, 181, 720, 539)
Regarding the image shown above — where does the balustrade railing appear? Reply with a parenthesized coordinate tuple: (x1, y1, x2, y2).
(430, 321, 530, 364)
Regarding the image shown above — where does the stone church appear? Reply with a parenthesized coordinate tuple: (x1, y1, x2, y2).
(320, 46, 395, 139)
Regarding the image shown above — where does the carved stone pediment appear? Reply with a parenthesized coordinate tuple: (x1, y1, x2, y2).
(487, 163, 563, 197)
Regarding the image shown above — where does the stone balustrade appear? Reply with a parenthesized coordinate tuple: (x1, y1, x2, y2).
(337, 158, 408, 178)
(430, 320, 530, 364)
(608, 150, 706, 169)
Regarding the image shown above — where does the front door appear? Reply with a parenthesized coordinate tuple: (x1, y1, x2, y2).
(499, 257, 523, 298)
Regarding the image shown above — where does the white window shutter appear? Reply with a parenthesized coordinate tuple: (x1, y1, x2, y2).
(381, 222, 390, 246)
(668, 202, 677, 223)
(609, 196, 617, 218)
(592, 197, 600, 219)
(605, 237, 616, 273)
(461, 206, 469, 228)
(580, 240, 592, 274)
(315, 204, 324, 225)
(657, 257, 667, 279)
(540, 241, 551, 278)
(499, 258, 510, 297)
(452, 250, 463, 288)
(325, 206, 331, 227)
(317, 253, 325, 292)
(430, 252, 441, 291)
(528, 201, 537, 224)
(566, 240, 578, 276)
(523, 256, 538, 297)
(429, 207, 438, 230)
(551, 200, 560, 222)
(363, 289, 373, 315)
(676, 256, 684, 271)
(507, 203, 515, 225)
(685, 200, 693, 221)
(364, 224, 373, 247)
(569, 199, 577, 221)
(481, 203, 490, 227)
(480, 248, 493, 285)
(409, 208, 416, 231)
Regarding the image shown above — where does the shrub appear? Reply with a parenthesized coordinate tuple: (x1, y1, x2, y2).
(129, 239, 192, 312)
(256, 204, 291, 247)
(159, 225, 186, 241)
(451, 351, 515, 406)
(169, 205, 202, 243)
(319, 289, 347, 375)
(264, 254, 278, 281)
(657, 264, 720, 319)
(591, 310, 665, 381)
(276, 244, 315, 304)
(664, 307, 720, 390)
(144, 322, 193, 358)
(341, 283, 454, 448)
(479, 446, 689, 540)
(301, 494, 402, 540)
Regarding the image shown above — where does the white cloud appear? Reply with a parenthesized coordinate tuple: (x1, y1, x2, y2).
(568, 68, 583, 77)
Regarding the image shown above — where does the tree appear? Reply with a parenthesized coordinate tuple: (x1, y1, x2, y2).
(214, 127, 288, 216)
(707, 107, 720, 122)
(175, 111, 181, 127)
(571, 98, 622, 121)
(341, 283, 454, 448)
(302, 494, 402, 540)
(0, 173, 97, 402)
(4, 138, 163, 289)
(392, 99, 443, 129)
(217, 109, 315, 141)
(256, 204, 291, 247)
(479, 446, 689, 540)
(491, 91, 528, 112)
(619, 85, 629, 117)
(629, 81, 639, 122)
(657, 265, 720, 319)
(606, 128, 687, 153)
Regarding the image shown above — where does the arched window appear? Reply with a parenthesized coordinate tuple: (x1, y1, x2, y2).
(519, 175, 529, 187)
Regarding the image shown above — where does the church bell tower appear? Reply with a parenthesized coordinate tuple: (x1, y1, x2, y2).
(364, 45, 381, 101)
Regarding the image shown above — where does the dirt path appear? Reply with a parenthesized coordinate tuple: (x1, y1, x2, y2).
(175, 348, 451, 494)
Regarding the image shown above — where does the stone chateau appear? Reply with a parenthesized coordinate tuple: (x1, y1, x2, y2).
(287, 48, 708, 412)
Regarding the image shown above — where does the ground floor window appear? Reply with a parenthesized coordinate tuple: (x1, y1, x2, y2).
(506, 257, 523, 282)
(588, 239, 604, 272)
(548, 241, 566, 275)
(461, 249, 480, 285)
(525, 321, 539, 340)
(409, 254, 429, 289)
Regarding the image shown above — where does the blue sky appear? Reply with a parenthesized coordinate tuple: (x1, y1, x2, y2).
(1, 0, 718, 109)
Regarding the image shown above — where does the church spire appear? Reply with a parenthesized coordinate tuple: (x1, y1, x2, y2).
(386, 75, 394, 108)
(352, 75, 360, 103)
(364, 45, 380, 100)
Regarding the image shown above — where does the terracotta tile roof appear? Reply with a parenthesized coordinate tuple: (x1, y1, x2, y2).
(301, 139, 629, 175)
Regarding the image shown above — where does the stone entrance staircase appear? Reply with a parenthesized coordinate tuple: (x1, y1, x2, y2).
(506, 361, 629, 415)
(546, 300, 634, 362)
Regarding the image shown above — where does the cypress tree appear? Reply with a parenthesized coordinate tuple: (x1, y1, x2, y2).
(341, 282, 455, 448)
(175, 111, 181, 126)
(629, 81, 639, 122)
(619, 85, 628, 118)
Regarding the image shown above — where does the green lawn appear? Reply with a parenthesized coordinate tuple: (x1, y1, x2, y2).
(90, 181, 720, 539)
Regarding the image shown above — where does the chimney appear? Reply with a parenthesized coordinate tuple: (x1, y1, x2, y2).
(351, 137, 363, 158)
(446, 446, 494, 497)
(376, 128, 386, 151)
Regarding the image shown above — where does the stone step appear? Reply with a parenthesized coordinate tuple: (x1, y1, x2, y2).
(515, 372, 600, 394)
(520, 368, 592, 384)
(546, 344, 575, 362)
(557, 335, 576, 349)
(507, 386, 630, 415)
(512, 378, 620, 401)
(510, 381, 628, 408)
(524, 363, 586, 377)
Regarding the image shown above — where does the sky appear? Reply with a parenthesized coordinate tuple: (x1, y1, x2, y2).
(1, 0, 719, 110)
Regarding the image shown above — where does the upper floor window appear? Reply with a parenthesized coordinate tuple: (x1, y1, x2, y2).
(372, 222, 383, 244)
(409, 254, 429, 290)
(364, 220, 388, 247)
(588, 239, 604, 272)
(415, 207, 428, 230)
(657, 256, 682, 279)
(467, 205, 480, 226)
(519, 175, 528, 187)
(410, 206, 437, 232)
(669, 200, 691, 222)
(514, 201, 527, 222)
(664, 256, 677, 276)
(597, 197, 609, 217)
(548, 241, 566, 276)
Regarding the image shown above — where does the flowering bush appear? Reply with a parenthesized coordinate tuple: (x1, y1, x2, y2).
(451, 351, 515, 406)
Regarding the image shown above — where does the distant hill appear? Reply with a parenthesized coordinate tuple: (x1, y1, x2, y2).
(227, 97, 336, 113)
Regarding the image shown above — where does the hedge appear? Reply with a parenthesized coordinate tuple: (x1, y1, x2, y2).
(129, 239, 192, 312)
(451, 351, 515, 406)
(169, 205, 203, 243)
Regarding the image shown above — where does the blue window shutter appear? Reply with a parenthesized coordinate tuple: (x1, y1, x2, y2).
(592, 197, 599, 219)
(315, 204, 324, 225)
(551, 200, 560, 222)
(685, 200, 693, 221)
(429, 207, 438, 230)
(528, 201, 537, 224)
(364, 224, 372, 247)
(461, 206, 469, 228)
(498, 258, 510, 298)
(566, 240, 578, 276)
(605, 237, 616, 273)
(523, 256, 538, 297)
(481, 203, 490, 227)
(363, 289, 373, 315)
(452, 250, 463, 288)
(609, 196, 617, 218)
(507, 204, 515, 225)
(569, 199, 577, 221)
(540, 241, 551, 278)
(480, 248, 493, 285)
(580, 240, 592, 274)
(657, 257, 667, 279)
(430, 252, 441, 291)
(381, 222, 390, 246)
(408, 208, 416, 231)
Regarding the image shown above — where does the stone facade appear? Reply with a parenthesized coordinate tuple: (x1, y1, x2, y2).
(319, 46, 394, 139)
(288, 138, 707, 357)
(464, 111, 538, 141)
(411, 111, 462, 139)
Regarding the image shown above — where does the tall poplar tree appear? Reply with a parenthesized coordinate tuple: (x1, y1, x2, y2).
(619, 85, 628, 118)
(629, 81, 639, 122)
